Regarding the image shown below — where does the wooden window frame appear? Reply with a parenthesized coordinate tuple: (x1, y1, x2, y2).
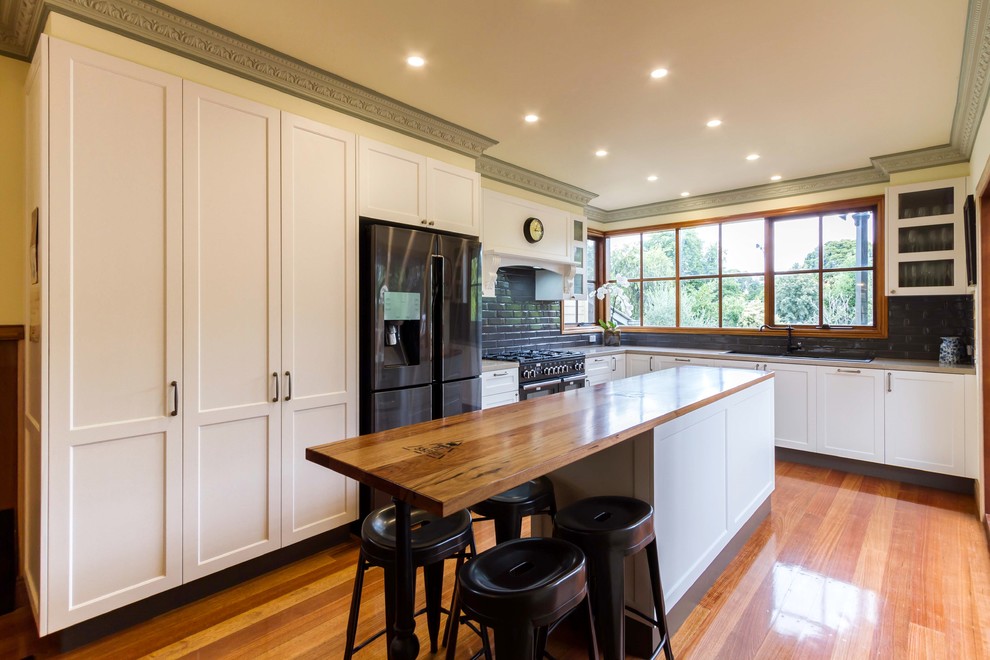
(561, 230, 606, 333)
(570, 196, 886, 339)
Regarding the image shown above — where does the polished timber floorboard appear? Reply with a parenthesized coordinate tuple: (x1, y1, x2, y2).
(3, 460, 990, 659)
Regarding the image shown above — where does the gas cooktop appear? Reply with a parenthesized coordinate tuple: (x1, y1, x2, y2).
(483, 349, 583, 363)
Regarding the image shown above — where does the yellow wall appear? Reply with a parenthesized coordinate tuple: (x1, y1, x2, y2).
(0, 56, 28, 325)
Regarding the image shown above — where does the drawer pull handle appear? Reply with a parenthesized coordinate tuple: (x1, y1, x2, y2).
(837, 368, 861, 374)
(492, 371, 510, 377)
(674, 358, 690, 362)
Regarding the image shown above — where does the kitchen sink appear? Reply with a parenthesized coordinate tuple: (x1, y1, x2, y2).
(721, 349, 874, 363)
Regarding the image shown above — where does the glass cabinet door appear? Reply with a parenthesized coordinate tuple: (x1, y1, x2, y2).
(886, 177, 968, 296)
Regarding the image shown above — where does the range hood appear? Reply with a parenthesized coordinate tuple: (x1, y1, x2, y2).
(482, 250, 576, 299)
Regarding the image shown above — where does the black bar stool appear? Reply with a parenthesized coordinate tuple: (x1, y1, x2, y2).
(469, 476, 557, 544)
(554, 495, 674, 660)
(446, 537, 599, 660)
(343, 505, 475, 658)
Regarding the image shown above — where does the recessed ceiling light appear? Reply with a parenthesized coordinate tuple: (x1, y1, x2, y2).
(706, 119, 722, 128)
(650, 68, 669, 79)
(770, 175, 782, 181)
(746, 154, 760, 161)
(595, 149, 608, 157)
(647, 175, 658, 182)
(680, 191, 690, 197)
(524, 114, 539, 123)
(406, 55, 425, 67)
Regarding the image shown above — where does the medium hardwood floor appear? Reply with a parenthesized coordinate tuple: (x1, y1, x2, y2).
(3, 460, 989, 659)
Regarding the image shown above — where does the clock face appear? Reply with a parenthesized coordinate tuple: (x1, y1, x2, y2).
(524, 217, 545, 243)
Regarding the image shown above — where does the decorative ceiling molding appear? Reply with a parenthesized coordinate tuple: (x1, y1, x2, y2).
(952, 0, 990, 155)
(871, 144, 968, 175)
(477, 155, 598, 207)
(1, 0, 497, 157)
(0, 0, 40, 52)
(589, 167, 889, 224)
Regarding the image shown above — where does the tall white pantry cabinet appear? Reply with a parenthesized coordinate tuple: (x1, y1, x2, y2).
(23, 37, 358, 634)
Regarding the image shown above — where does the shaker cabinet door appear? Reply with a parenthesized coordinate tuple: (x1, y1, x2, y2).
(280, 112, 359, 545)
(46, 38, 184, 632)
(182, 82, 282, 580)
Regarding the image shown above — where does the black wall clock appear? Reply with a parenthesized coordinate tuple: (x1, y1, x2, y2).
(523, 216, 545, 243)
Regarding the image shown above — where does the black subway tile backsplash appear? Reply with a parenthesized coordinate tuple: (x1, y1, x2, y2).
(481, 268, 975, 362)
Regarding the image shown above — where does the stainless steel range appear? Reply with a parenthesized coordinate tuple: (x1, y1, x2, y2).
(483, 349, 587, 400)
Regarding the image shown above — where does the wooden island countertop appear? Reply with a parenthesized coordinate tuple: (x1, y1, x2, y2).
(306, 366, 774, 517)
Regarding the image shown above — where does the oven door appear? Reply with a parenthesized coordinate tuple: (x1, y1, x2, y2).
(520, 378, 562, 400)
(561, 374, 587, 392)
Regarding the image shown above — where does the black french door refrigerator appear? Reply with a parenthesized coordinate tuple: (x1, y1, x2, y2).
(358, 221, 482, 508)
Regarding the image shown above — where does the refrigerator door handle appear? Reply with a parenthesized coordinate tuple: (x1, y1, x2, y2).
(432, 253, 445, 366)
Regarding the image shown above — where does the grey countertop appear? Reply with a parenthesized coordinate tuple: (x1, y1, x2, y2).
(572, 345, 975, 375)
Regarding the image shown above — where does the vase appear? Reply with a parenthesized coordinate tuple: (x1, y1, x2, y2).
(939, 336, 961, 365)
(603, 329, 621, 347)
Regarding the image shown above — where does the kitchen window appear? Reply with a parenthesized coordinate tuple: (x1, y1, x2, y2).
(562, 233, 604, 328)
(583, 198, 884, 337)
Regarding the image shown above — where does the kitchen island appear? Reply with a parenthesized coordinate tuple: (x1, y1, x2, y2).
(307, 365, 774, 658)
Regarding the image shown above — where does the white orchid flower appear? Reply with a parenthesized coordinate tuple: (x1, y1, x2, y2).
(616, 275, 629, 287)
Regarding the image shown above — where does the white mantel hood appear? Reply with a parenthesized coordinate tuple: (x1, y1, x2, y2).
(482, 250, 576, 298)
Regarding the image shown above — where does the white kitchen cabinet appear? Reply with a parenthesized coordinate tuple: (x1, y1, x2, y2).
(764, 362, 817, 452)
(482, 367, 519, 408)
(33, 37, 184, 632)
(817, 367, 884, 463)
(884, 370, 965, 476)
(358, 137, 480, 235)
(427, 158, 481, 236)
(279, 113, 359, 545)
(585, 355, 612, 386)
(625, 353, 656, 376)
(657, 356, 715, 370)
(610, 354, 626, 380)
(886, 177, 968, 295)
(183, 82, 283, 580)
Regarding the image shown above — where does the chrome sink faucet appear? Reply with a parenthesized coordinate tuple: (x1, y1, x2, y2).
(759, 324, 803, 353)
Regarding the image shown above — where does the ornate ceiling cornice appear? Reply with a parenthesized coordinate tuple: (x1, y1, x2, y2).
(2, 0, 988, 218)
(477, 155, 598, 207)
(0, 0, 497, 157)
(952, 0, 990, 155)
(588, 167, 890, 224)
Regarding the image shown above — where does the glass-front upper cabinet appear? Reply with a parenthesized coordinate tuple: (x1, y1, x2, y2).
(886, 177, 968, 296)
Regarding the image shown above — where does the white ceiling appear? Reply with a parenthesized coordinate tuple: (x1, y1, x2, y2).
(161, 0, 969, 211)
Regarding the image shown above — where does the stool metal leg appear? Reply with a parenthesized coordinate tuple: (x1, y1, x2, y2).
(343, 553, 368, 660)
(583, 593, 600, 660)
(493, 624, 536, 659)
(493, 509, 523, 544)
(423, 561, 443, 653)
(646, 539, 675, 660)
(588, 552, 626, 660)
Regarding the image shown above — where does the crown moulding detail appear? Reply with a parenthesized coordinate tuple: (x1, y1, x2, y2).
(2, 0, 988, 220)
(476, 155, 598, 207)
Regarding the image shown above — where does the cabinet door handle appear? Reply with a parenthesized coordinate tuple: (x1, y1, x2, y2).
(611, 356, 616, 371)
(272, 372, 280, 402)
(421, 219, 429, 225)
(170, 380, 178, 417)
(649, 356, 655, 371)
(285, 371, 292, 401)
(887, 373, 892, 393)
(837, 368, 861, 374)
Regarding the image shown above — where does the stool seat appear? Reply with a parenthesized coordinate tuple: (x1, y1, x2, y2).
(361, 507, 473, 565)
(447, 538, 598, 659)
(553, 495, 653, 555)
(469, 476, 556, 544)
(344, 506, 475, 659)
(555, 495, 674, 660)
